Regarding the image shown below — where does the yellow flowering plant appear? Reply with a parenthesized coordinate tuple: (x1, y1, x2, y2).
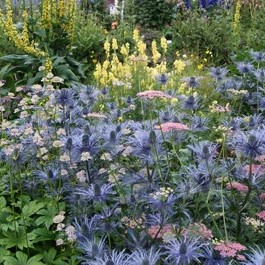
(93, 28, 202, 101)
(0, 0, 86, 89)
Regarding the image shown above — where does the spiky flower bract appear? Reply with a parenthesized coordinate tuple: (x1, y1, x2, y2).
(128, 247, 161, 265)
(242, 246, 265, 265)
(164, 237, 203, 265)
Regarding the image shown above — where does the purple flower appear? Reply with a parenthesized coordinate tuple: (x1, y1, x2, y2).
(128, 247, 161, 265)
(182, 76, 202, 88)
(209, 67, 228, 81)
(75, 183, 115, 202)
(250, 50, 265, 62)
(164, 237, 203, 264)
(156, 73, 169, 85)
(231, 128, 265, 158)
(236, 62, 255, 74)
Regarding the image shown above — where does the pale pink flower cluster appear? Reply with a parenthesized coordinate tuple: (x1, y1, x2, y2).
(147, 224, 175, 239)
(255, 155, 265, 163)
(225, 182, 249, 193)
(155, 122, 189, 132)
(65, 225, 77, 242)
(214, 241, 247, 260)
(181, 222, 213, 241)
(259, 193, 265, 200)
(256, 210, 265, 222)
(136, 90, 172, 99)
(243, 164, 265, 176)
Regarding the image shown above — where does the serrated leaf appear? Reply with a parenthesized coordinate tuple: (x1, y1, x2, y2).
(22, 201, 46, 219)
(16, 251, 28, 264)
(27, 254, 44, 265)
(0, 248, 11, 263)
(32, 228, 54, 243)
(0, 196, 6, 209)
(0, 227, 35, 250)
(42, 248, 57, 264)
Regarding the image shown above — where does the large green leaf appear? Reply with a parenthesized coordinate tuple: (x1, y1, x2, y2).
(3, 252, 44, 265)
(22, 200, 46, 220)
(0, 226, 36, 250)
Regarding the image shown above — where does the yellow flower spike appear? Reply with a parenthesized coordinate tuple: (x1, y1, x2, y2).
(120, 44, 129, 58)
(133, 28, 140, 42)
(151, 40, 161, 64)
(160, 36, 167, 52)
(104, 40, 111, 57)
(112, 38, 118, 51)
(44, 57, 53, 73)
(233, 0, 241, 33)
(174, 59, 186, 74)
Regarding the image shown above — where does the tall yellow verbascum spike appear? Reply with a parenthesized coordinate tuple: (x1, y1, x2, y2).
(41, 0, 52, 29)
(160, 36, 168, 53)
(58, 0, 65, 18)
(0, 0, 46, 57)
(233, 0, 241, 33)
(152, 40, 161, 64)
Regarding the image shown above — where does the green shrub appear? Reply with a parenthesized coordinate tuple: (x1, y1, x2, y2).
(133, 0, 176, 29)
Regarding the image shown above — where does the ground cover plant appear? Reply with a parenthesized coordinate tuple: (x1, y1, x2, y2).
(1, 0, 265, 264)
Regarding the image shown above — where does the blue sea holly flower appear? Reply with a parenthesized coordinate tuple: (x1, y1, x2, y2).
(87, 250, 129, 265)
(182, 76, 202, 88)
(202, 246, 226, 265)
(74, 216, 100, 242)
(75, 183, 115, 202)
(55, 88, 76, 107)
(164, 237, 203, 265)
(191, 116, 208, 132)
(128, 129, 163, 163)
(127, 247, 161, 265)
(231, 128, 265, 158)
(156, 73, 169, 85)
(259, 97, 265, 111)
(209, 67, 228, 81)
(182, 95, 200, 110)
(188, 141, 218, 161)
(77, 236, 107, 262)
(236, 62, 255, 74)
(79, 85, 99, 105)
(242, 246, 265, 265)
(253, 68, 265, 83)
(250, 50, 265, 62)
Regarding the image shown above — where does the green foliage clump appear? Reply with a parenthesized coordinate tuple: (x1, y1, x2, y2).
(133, 0, 176, 29)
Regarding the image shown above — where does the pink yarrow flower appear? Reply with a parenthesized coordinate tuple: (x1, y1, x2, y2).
(147, 224, 175, 239)
(136, 90, 172, 99)
(181, 222, 213, 241)
(225, 181, 249, 193)
(259, 193, 265, 200)
(155, 122, 189, 132)
(255, 155, 265, 163)
(243, 164, 265, 176)
(256, 211, 265, 222)
(214, 241, 247, 260)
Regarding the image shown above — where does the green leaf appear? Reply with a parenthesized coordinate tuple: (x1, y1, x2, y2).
(32, 228, 55, 243)
(3, 252, 44, 265)
(27, 254, 44, 265)
(22, 201, 46, 220)
(16, 251, 28, 265)
(3, 256, 20, 265)
(0, 196, 6, 209)
(42, 248, 57, 264)
(0, 226, 35, 250)
(0, 248, 11, 263)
